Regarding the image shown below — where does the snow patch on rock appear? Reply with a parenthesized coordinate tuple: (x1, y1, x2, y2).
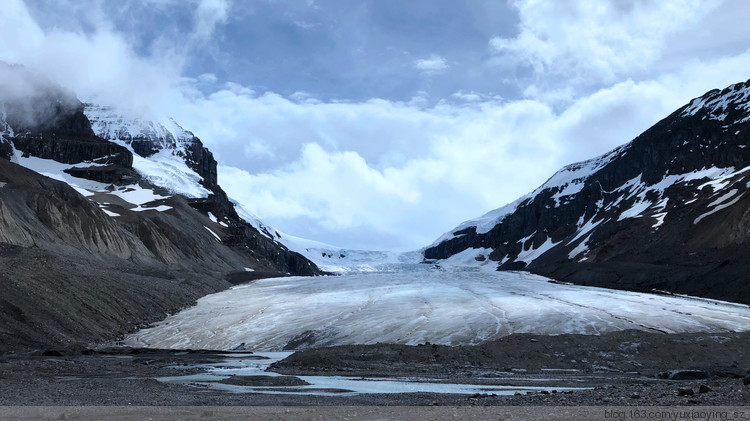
(515, 237, 559, 265)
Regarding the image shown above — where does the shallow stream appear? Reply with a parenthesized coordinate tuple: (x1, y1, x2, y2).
(156, 351, 590, 396)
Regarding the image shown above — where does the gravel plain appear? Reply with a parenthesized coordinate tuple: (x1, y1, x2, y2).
(1, 330, 749, 406)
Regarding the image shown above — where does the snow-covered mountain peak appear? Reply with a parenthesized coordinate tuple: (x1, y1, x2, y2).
(84, 104, 195, 152)
(84, 104, 212, 199)
(681, 80, 750, 124)
(536, 143, 630, 205)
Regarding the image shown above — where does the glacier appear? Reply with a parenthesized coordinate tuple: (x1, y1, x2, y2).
(124, 270, 750, 351)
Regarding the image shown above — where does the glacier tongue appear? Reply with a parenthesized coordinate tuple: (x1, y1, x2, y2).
(230, 199, 424, 273)
(124, 270, 750, 351)
(275, 231, 423, 273)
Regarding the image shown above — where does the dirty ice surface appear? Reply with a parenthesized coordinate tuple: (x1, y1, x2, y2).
(124, 271, 750, 351)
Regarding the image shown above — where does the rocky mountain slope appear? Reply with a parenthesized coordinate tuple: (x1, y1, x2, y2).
(0, 63, 321, 352)
(425, 79, 750, 304)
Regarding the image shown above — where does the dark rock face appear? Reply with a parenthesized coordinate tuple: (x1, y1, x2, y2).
(0, 137, 12, 160)
(10, 122, 133, 168)
(188, 191, 317, 276)
(7, 98, 92, 136)
(63, 165, 140, 185)
(425, 79, 750, 304)
(182, 139, 219, 192)
(5, 99, 133, 167)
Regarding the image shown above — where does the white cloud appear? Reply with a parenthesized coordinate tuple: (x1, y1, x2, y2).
(491, 0, 721, 83)
(193, 0, 231, 42)
(0, 1, 45, 62)
(0, 0, 236, 119)
(138, 0, 231, 41)
(197, 73, 218, 84)
(0, 3, 182, 118)
(414, 55, 448, 75)
(4, 0, 750, 251)
(185, 51, 750, 250)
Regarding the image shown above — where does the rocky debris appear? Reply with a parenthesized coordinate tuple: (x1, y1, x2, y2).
(710, 367, 747, 378)
(0, 245, 227, 353)
(699, 384, 712, 393)
(271, 330, 750, 380)
(677, 388, 695, 396)
(283, 330, 327, 351)
(223, 271, 295, 285)
(0, 158, 136, 257)
(0, 160, 319, 350)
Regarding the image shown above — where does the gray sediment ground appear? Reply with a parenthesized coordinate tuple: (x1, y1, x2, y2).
(1, 330, 749, 406)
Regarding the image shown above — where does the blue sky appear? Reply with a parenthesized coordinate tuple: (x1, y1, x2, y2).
(5, 0, 750, 250)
